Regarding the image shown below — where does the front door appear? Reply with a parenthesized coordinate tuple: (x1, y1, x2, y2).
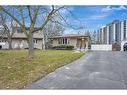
(76, 39, 86, 49)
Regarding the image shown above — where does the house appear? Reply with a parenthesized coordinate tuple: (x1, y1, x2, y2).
(50, 34, 91, 51)
(0, 29, 91, 50)
(0, 27, 44, 49)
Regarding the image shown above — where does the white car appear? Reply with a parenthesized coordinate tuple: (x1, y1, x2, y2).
(0, 42, 6, 49)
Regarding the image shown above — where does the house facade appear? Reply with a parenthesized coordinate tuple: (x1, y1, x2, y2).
(0, 28, 43, 49)
(51, 34, 91, 51)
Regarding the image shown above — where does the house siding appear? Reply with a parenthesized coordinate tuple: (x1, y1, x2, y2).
(69, 38, 77, 49)
(0, 30, 43, 49)
(51, 35, 91, 50)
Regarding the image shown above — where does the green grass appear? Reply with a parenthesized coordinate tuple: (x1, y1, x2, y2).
(0, 50, 84, 89)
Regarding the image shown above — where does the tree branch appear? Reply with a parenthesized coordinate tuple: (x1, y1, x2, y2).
(30, 6, 39, 31)
(27, 6, 33, 24)
(0, 6, 24, 28)
(33, 6, 65, 32)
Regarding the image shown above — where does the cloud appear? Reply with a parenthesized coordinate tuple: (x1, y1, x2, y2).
(102, 5, 127, 12)
(89, 14, 108, 20)
(96, 24, 105, 28)
(64, 28, 77, 34)
(102, 6, 112, 12)
(113, 5, 127, 10)
(63, 28, 86, 34)
(59, 6, 74, 16)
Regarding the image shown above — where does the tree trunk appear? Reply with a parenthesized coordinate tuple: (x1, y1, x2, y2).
(27, 32, 35, 58)
(8, 37, 12, 50)
(42, 32, 46, 50)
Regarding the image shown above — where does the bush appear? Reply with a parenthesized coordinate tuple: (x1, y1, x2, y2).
(53, 45, 74, 50)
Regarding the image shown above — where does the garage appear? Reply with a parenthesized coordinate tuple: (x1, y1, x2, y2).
(91, 44, 112, 51)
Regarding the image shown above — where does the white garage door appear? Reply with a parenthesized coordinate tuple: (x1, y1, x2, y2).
(91, 44, 112, 51)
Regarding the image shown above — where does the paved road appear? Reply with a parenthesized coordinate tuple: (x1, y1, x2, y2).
(25, 51, 127, 89)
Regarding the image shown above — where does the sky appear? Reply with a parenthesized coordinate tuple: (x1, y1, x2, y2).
(1, 5, 127, 35)
(63, 5, 127, 34)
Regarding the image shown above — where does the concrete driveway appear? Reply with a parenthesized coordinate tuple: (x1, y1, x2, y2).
(25, 51, 127, 89)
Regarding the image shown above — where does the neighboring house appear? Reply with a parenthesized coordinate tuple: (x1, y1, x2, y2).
(50, 34, 91, 51)
(0, 28, 43, 49)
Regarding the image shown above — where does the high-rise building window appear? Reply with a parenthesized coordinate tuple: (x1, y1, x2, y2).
(109, 25, 112, 44)
(115, 23, 120, 42)
(124, 20, 126, 39)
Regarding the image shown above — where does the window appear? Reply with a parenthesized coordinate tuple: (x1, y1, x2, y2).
(65, 38, 67, 44)
(4, 40, 7, 42)
(62, 38, 64, 44)
(58, 39, 60, 44)
(58, 38, 68, 44)
(36, 40, 38, 43)
(33, 39, 38, 43)
(68, 40, 70, 44)
(58, 39, 62, 44)
(124, 20, 126, 39)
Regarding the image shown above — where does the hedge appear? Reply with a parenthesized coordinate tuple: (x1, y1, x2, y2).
(53, 45, 74, 50)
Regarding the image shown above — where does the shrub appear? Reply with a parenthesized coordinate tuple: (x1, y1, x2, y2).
(53, 45, 74, 50)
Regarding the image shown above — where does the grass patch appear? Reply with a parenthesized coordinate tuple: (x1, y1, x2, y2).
(0, 50, 84, 89)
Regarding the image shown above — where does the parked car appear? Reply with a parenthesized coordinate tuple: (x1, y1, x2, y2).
(123, 43, 127, 51)
(0, 42, 6, 49)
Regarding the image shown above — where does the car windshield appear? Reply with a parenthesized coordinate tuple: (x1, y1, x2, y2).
(124, 43, 127, 45)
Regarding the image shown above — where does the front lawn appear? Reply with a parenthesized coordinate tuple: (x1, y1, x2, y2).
(0, 50, 84, 89)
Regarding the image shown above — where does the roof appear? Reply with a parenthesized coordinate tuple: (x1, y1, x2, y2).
(12, 31, 43, 39)
(52, 34, 90, 38)
(0, 31, 43, 39)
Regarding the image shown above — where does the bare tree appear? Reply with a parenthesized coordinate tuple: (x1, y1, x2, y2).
(42, 21, 65, 49)
(42, 6, 87, 49)
(0, 6, 65, 58)
(0, 26, 5, 42)
(0, 12, 17, 49)
(91, 30, 97, 44)
(85, 30, 91, 36)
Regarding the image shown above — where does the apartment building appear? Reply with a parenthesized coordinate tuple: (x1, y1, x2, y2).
(120, 20, 127, 41)
(99, 20, 127, 45)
